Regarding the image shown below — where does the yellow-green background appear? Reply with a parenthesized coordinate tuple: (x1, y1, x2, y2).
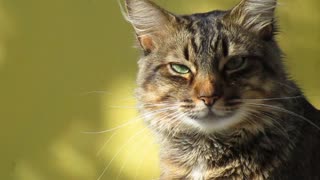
(0, 0, 319, 179)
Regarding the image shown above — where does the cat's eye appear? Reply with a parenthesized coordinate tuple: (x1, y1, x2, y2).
(225, 57, 248, 71)
(170, 64, 190, 74)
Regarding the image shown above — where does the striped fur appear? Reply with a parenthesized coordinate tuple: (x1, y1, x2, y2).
(231, 0, 277, 31)
(124, 0, 320, 179)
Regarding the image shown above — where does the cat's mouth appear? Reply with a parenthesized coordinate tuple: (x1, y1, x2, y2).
(188, 106, 239, 122)
(202, 111, 235, 121)
(176, 99, 246, 130)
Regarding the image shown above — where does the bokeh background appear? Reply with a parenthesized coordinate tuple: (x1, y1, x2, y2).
(0, 0, 319, 179)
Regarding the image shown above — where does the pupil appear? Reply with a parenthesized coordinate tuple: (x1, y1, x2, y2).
(229, 58, 242, 69)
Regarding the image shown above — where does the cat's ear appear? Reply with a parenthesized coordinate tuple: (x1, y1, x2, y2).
(124, 0, 176, 53)
(226, 0, 277, 40)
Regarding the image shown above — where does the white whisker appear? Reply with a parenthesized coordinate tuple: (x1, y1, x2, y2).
(117, 133, 149, 180)
(97, 127, 148, 180)
(238, 95, 304, 101)
(83, 107, 176, 134)
(133, 136, 154, 180)
(245, 102, 320, 131)
(96, 132, 118, 157)
(79, 90, 113, 96)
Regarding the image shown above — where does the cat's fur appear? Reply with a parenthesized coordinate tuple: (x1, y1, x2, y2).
(124, 0, 320, 179)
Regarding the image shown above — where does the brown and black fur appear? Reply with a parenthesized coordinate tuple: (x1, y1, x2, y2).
(123, 0, 320, 179)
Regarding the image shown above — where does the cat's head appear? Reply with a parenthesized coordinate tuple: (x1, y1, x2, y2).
(125, 0, 294, 134)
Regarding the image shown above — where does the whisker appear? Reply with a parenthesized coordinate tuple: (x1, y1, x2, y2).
(270, 80, 297, 91)
(170, 112, 188, 138)
(141, 102, 180, 107)
(245, 102, 320, 131)
(83, 107, 176, 134)
(98, 110, 180, 179)
(133, 136, 154, 180)
(109, 102, 179, 109)
(164, 111, 185, 132)
(245, 110, 294, 144)
(116, 133, 149, 180)
(82, 119, 139, 135)
(238, 95, 304, 101)
(149, 110, 182, 133)
(97, 127, 148, 180)
(96, 131, 119, 157)
(79, 90, 113, 96)
(241, 109, 258, 127)
(260, 111, 295, 145)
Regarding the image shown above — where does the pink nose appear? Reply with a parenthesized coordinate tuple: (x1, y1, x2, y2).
(199, 96, 219, 106)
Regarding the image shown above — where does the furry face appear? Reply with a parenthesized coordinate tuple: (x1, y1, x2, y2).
(125, 0, 295, 134)
(123, 1, 320, 179)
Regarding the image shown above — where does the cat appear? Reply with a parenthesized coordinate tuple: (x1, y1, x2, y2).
(124, 0, 320, 179)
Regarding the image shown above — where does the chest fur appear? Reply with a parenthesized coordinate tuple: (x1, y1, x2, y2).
(160, 135, 283, 180)
(189, 161, 206, 180)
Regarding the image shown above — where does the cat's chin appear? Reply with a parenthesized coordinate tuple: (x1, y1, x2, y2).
(182, 108, 246, 132)
(197, 111, 236, 122)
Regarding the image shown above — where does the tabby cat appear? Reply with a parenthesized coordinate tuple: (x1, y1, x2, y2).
(124, 0, 320, 179)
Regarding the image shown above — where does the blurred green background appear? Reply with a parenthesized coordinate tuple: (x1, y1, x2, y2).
(0, 0, 319, 179)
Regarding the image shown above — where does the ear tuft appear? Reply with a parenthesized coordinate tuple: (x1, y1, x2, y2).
(123, 0, 175, 52)
(124, 0, 173, 36)
(228, 0, 277, 39)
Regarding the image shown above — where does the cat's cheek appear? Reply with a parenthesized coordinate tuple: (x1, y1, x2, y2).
(138, 82, 172, 102)
(262, 80, 277, 95)
(240, 79, 275, 100)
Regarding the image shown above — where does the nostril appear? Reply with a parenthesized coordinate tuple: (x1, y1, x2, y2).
(199, 96, 219, 106)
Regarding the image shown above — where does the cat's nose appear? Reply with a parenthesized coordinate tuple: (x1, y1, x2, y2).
(199, 96, 219, 106)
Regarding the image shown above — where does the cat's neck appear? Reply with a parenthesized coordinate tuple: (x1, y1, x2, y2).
(158, 97, 320, 179)
(160, 118, 299, 161)
(159, 127, 296, 179)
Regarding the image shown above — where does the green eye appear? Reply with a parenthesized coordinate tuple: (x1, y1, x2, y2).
(225, 57, 248, 71)
(171, 64, 190, 74)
